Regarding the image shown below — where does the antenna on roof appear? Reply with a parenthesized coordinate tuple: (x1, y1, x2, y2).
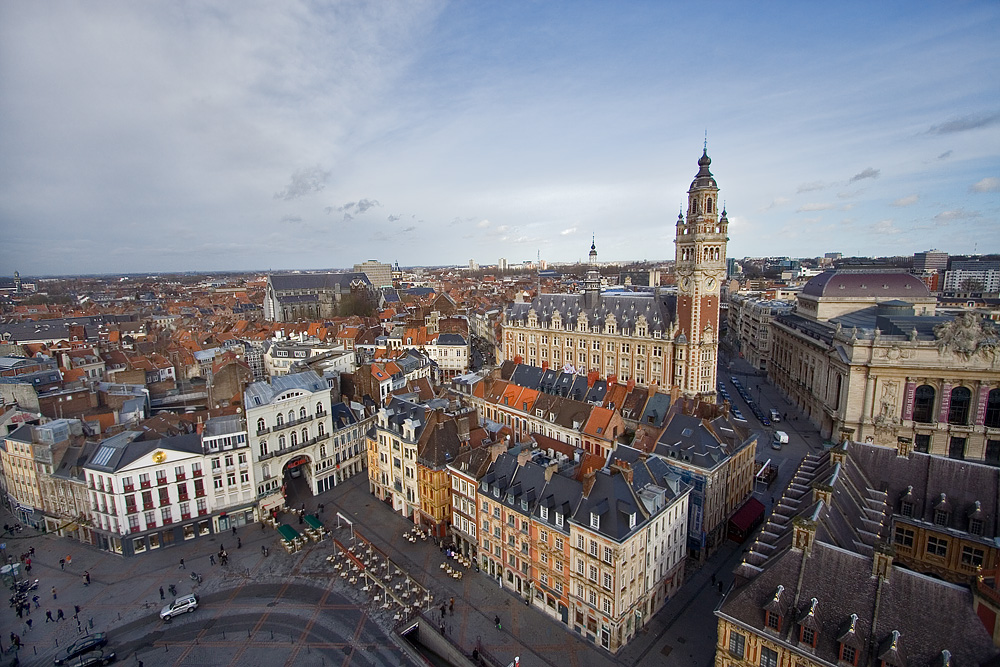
(704, 130, 708, 152)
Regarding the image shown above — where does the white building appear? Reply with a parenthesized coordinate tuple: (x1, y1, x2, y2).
(244, 370, 367, 514)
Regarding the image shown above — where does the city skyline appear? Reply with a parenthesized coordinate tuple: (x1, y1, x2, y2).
(1, 1, 998, 276)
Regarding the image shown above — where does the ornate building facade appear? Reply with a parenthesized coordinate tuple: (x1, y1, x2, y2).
(768, 270, 1000, 460)
(501, 150, 728, 401)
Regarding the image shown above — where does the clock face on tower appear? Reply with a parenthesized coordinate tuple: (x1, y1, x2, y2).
(680, 277, 691, 290)
(706, 277, 716, 290)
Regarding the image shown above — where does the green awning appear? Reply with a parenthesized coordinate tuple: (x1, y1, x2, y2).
(277, 524, 300, 541)
(304, 514, 323, 531)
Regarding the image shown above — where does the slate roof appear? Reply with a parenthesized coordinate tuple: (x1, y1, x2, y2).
(84, 431, 200, 474)
(654, 412, 753, 472)
(244, 370, 327, 407)
(506, 292, 677, 336)
(800, 269, 931, 298)
(269, 272, 371, 292)
(719, 540, 999, 666)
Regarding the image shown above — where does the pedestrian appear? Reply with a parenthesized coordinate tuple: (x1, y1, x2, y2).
(15, 604, 22, 619)
(85, 571, 91, 585)
(51, 586, 57, 600)
(318, 503, 324, 515)
(449, 597, 454, 615)
(46, 610, 53, 623)
(261, 545, 266, 556)
(59, 557, 65, 570)
(57, 608, 65, 621)
(159, 586, 165, 600)
(495, 615, 501, 630)
(179, 558, 185, 570)
(74, 605, 81, 617)
(232, 526, 237, 536)
(25, 618, 32, 632)
(209, 554, 216, 566)
(32, 595, 39, 609)
(237, 537, 242, 549)
(440, 604, 446, 620)
(261, 522, 266, 533)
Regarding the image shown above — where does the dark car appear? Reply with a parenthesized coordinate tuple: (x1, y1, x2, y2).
(73, 652, 116, 667)
(53, 633, 108, 665)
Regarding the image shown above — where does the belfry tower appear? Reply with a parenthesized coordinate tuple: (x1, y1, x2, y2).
(674, 148, 728, 399)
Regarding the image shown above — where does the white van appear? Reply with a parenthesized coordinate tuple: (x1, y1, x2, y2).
(770, 408, 781, 423)
(771, 430, 789, 450)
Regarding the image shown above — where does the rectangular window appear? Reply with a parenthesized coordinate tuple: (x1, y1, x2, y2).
(760, 646, 778, 667)
(893, 526, 914, 548)
(728, 632, 745, 658)
(603, 572, 612, 589)
(603, 546, 613, 563)
(766, 611, 781, 630)
(589, 565, 598, 582)
(927, 536, 948, 557)
(914, 433, 931, 453)
(840, 645, 857, 665)
(962, 546, 985, 568)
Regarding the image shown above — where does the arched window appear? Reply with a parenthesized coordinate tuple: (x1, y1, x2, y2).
(912, 385, 936, 423)
(320, 444, 327, 459)
(278, 435, 286, 449)
(948, 386, 972, 425)
(287, 410, 294, 424)
(985, 389, 1000, 429)
(318, 423, 326, 436)
(299, 407, 307, 420)
(301, 428, 308, 443)
(316, 402, 324, 415)
(259, 440, 268, 457)
(706, 197, 713, 213)
(256, 418, 265, 432)
(276, 413, 284, 426)
(290, 432, 298, 447)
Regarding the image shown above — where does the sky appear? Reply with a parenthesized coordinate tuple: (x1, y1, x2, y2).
(1, 1, 998, 276)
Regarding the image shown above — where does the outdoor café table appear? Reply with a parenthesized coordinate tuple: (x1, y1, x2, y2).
(278, 523, 301, 543)
(304, 514, 323, 531)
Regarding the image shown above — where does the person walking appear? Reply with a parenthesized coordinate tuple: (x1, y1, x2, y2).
(159, 586, 165, 600)
(495, 615, 501, 630)
(24, 618, 31, 632)
(32, 595, 39, 609)
(59, 557, 65, 570)
(449, 597, 454, 615)
(231, 526, 237, 536)
(84, 571, 91, 585)
(237, 537, 242, 549)
(56, 608, 64, 621)
(209, 554, 216, 566)
(45, 610, 53, 623)
(179, 558, 185, 570)
(51, 586, 57, 600)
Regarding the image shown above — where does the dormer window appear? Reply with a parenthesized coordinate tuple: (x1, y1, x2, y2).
(800, 626, 816, 647)
(934, 509, 949, 526)
(900, 500, 913, 517)
(970, 517, 984, 536)
(840, 644, 858, 665)
(520, 499, 528, 511)
(629, 512, 636, 530)
(555, 513, 563, 527)
(540, 506, 549, 520)
(766, 611, 782, 631)
(590, 512, 599, 529)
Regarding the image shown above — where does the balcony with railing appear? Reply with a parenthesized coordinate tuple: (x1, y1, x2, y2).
(175, 472, 186, 482)
(272, 413, 315, 433)
(258, 431, 330, 461)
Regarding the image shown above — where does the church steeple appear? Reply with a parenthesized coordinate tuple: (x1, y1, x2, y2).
(584, 238, 601, 309)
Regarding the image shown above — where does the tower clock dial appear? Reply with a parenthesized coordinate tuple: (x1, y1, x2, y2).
(680, 277, 691, 290)
(705, 277, 716, 290)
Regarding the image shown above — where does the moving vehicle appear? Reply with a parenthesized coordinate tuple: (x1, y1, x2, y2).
(772, 430, 789, 450)
(73, 652, 116, 667)
(770, 408, 781, 423)
(53, 633, 108, 665)
(160, 593, 199, 620)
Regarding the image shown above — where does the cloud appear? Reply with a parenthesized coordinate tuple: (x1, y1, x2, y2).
(927, 111, 1000, 135)
(848, 167, 880, 183)
(796, 182, 825, 194)
(935, 209, 981, 221)
(477, 219, 491, 228)
(273, 165, 330, 201)
(796, 203, 835, 212)
(387, 214, 401, 222)
(356, 198, 380, 213)
(970, 177, 1000, 193)
(762, 197, 790, 211)
(280, 214, 303, 224)
(872, 219, 901, 235)
(560, 227, 577, 235)
(892, 194, 919, 207)
(402, 226, 417, 233)
(937, 150, 953, 160)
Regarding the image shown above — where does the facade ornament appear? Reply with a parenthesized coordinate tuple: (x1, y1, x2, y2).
(933, 312, 999, 359)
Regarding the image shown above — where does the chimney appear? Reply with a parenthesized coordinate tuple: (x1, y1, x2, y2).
(544, 461, 559, 482)
(582, 470, 596, 498)
(792, 516, 817, 554)
(610, 459, 633, 484)
(872, 541, 894, 582)
(517, 448, 533, 467)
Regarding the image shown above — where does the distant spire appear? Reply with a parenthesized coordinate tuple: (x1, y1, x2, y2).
(704, 130, 708, 152)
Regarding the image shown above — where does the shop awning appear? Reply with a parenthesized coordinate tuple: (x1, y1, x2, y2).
(277, 524, 301, 542)
(729, 497, 766, 533)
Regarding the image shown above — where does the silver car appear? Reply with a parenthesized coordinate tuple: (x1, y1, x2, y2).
(160, 593, 199, 620)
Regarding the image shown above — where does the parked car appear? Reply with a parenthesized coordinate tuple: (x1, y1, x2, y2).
(54, 633, 108, 665)
(160, 593, 199, 620)
(731, 407, 746, 421)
